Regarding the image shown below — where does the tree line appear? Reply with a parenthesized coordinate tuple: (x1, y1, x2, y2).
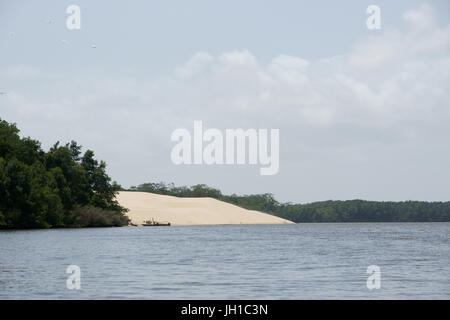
(129, 182, 450, 222)
(0, 118, 129, 229)
(2, 116, 448, 228)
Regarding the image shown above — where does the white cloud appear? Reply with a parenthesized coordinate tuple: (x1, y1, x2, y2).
(402, 3, 436, 31)
(218, 49, 259, 68)
(175, 52, 215, 79)
(349, 4, 450, 73)
(1, 3, 450, 201)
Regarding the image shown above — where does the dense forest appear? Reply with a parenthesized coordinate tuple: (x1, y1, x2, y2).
(129, 182, 450, 222)
(0, 118, 129, 229)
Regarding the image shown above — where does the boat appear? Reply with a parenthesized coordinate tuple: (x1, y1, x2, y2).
(142, 218, 171, 226)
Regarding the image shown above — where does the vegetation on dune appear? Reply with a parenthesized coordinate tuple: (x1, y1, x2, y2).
(0, 118, 129, 229)
(129, 182, 450, 223)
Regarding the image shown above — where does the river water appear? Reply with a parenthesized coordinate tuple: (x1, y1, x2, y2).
(0, 223, 448, 299)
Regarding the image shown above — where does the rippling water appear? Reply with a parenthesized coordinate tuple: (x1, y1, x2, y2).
(0, 223, 448, 299)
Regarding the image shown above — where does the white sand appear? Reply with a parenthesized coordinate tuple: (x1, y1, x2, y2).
(116, 191, 294, 226)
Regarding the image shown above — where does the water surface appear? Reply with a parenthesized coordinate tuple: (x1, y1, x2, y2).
(0, 223, 448, 299)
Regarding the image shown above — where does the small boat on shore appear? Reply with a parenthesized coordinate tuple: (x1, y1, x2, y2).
(142, 218, 171, 226)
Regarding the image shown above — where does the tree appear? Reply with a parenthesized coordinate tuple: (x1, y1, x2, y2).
(0, 118, 129, 229)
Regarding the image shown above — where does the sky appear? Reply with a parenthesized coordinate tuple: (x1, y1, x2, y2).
(1, 1, 450, 203)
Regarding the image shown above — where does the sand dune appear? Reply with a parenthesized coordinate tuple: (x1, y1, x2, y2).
(116, 191, 294, 226)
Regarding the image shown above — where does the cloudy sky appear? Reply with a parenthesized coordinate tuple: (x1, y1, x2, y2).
(1, 1, 450, 203)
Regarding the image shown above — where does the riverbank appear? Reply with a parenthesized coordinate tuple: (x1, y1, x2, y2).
(116, 191, 294, 226)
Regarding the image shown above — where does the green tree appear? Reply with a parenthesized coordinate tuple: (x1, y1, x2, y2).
(0, 118, 129, 229)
